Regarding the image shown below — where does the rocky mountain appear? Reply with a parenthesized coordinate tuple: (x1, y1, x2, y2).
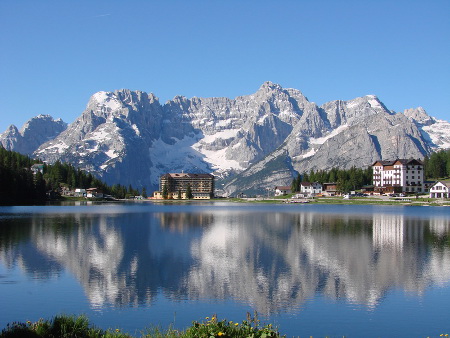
(0, 115, 67, 155)
(2, 82, 449, 196)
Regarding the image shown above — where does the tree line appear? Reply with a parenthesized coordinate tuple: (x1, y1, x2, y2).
(0, 147, 145, 205)
(291, 166, 373, 193)
(424, 149, 450, 180)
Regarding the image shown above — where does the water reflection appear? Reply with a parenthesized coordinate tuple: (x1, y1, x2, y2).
(0, 206, 449, 314)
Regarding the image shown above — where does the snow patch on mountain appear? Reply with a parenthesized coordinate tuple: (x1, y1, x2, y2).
(89, 126, 116, 143)
(92, 92, 122, 111)
(295, 148, 317, 160)
(194, 143, 244, 171)
(201, 129, 240, 144)
(423, 119, 450, 149)
(36, 141, 69, 154)
(148, 136, 209, 184)
(310, 124, 348, 145)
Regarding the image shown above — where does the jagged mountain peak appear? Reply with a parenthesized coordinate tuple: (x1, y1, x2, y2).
(5, 124, 19, 133)
(89, 91, 123, 113)
(259, 81, 283, 91)
(403, 107, 435, 126)
(344, 94, 384, 109)
(171, 95, 188, 102)
(89, 90, 160, 111)
(114, 89, 160, 105)
(256, 81, 308, 100)
(20, 114, 67, 134)
(1, 115, 67, 155)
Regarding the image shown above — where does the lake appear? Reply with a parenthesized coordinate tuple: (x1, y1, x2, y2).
(0, 202, 449, 337)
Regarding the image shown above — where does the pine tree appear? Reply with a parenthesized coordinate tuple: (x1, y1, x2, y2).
(34, 171, 47, 201)
(186, 184, 193, 199)
(329, 168, 337, 183)
(162, 184, 169, 199)
(291, 178, 297, 193)
(303, 172, 309, 182)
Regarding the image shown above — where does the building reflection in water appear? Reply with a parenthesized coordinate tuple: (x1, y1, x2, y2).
(0, 207, 449, 314)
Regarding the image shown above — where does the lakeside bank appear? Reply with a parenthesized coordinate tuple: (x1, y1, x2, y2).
(234, 195, 450, 207)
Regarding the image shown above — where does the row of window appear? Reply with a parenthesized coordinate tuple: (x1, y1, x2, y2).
(432, 186, 448, 191)
(405, 187, 422, 192)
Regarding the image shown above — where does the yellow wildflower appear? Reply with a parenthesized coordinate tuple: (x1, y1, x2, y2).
(235, 323, 239, 326)
(218, 332, 224, 336)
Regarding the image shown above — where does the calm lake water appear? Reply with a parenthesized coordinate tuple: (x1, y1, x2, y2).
(0, 202, 449, 337)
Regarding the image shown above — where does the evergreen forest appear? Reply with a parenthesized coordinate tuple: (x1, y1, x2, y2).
(0, 147, 144, 205)
(291, 166, 373, 193)
(423, 149, 450, 180)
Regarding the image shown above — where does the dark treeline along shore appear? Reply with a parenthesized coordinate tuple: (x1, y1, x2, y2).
(1, 146, 450, 206)
(0, 147, 143, 205)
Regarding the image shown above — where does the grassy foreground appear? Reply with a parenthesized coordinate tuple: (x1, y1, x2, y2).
(0, 314, 282, 338)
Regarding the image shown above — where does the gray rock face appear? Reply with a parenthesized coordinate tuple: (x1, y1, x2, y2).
(0, 115, 67, 155)
(4, 83, 449, 195)
(402, 107, 450, 150)
(403, 107, 435, 126)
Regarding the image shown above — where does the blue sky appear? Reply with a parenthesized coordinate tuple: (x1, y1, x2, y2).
(0, 0, 449, 132)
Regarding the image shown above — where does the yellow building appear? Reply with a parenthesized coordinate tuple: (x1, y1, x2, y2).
(153, 173, 215, 199)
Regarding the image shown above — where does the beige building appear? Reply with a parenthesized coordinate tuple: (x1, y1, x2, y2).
(154, 173, 215, 199)
(372, 159, 424, 194)
(274, 186, 291, 196)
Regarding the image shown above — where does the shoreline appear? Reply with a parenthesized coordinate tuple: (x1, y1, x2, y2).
(237, 196, 450, 207)
(2, 196, 448, 207)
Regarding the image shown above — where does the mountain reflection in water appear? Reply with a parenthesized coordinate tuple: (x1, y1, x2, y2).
(0, 205, 449, 316)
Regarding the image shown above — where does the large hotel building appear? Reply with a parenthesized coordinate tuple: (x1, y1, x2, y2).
(372, 159, 424, 194)
(153, 173, 215, 199)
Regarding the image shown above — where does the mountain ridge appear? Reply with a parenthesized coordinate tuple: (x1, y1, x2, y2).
(1, 82, 449, 196)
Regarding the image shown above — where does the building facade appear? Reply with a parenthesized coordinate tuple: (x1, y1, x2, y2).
(429, 181, 450, 198)
(274, 186, 291, 196)
(154, 173, 215, 199)
(372, 159, 424, 194)
(322, 182, 339, 196)
(300, 182, 322, 196)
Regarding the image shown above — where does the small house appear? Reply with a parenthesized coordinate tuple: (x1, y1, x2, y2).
(274, 186, 291, 196)
(322, 182, 339, 196)
(429, 181, 450, 199)
(300, 182, 322, 196)
(74, 188, 86, 197)
(86, 188, 104, 198)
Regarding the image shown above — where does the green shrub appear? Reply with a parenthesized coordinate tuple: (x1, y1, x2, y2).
(182, 313, 282, 338)
(0, 313, 283, 338)
(0, 322, 39, 337)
